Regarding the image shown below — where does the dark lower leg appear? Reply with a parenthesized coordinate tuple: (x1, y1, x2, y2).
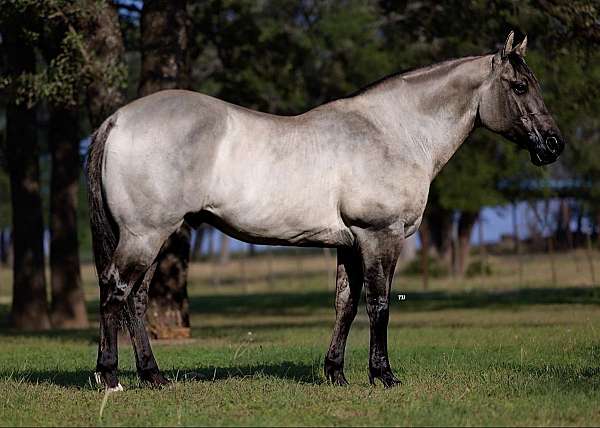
(125, 306, 168, 386)
(325, 247, 362, 385)
(96, 288, 120, 389)
(125, 263, 168, 386)
(95, 261, 147, 389)
(363, 238, 401, 388)
(366, 293, 399, 387)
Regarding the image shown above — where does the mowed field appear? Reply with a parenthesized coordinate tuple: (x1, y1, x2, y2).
(1, 250, 600, 426)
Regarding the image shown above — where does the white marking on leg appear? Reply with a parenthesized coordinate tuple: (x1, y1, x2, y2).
(106, 383, 124, 392)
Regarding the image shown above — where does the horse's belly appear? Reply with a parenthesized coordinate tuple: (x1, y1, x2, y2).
(207, 203, 354, 247)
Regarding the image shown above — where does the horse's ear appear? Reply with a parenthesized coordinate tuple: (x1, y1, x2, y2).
(514, 35, 527, 57)
(501, 31, 515, 59)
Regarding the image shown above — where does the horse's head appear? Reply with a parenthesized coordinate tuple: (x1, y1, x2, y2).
(478, 31, 564, 166)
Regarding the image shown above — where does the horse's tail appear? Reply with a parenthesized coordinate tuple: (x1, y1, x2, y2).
(87, 114, 119, 277)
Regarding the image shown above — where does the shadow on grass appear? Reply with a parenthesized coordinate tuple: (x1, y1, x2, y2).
(1, 285, 598, 336)
(0, 361, 321, 388)
(0, 327, 98, 343)
(166, 361, 321, 384)
(496, 362, 600, 393)
(4, 361, 600, 392)
(188, 285, 600, 316)
(0, 369, 96, 388)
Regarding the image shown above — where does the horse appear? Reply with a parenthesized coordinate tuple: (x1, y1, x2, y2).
(87, 32, 564, 391)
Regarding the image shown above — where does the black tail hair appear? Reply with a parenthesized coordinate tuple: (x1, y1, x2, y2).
(87, 114, 119, 277)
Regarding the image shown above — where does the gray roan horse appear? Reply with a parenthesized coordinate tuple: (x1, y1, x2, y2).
(87, 32, 564, 391)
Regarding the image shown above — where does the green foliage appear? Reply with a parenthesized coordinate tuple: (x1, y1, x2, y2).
(0, 0, 127, 109)
(190, 0, 392, 113)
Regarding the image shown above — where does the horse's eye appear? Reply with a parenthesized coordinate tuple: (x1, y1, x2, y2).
(512, 81, 528, 95)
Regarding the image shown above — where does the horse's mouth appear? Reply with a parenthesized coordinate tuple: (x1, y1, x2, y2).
(529, 148, 559, 166)
(527, 133, 564, 166)
(515, 140, 561, 166)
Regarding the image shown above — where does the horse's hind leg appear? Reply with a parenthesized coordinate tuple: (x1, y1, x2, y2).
(324, 246, 363, 385)
(95, 230, 170, 390)
(96, 284, 123, 391)
(124, 261, 169, 387)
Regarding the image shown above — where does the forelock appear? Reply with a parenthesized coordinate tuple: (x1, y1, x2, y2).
(508, 52, 538, 85)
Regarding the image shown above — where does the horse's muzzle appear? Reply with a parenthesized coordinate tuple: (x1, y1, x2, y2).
(529, 133, 564, 166)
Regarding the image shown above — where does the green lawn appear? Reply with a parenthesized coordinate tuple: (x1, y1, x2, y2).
(1, 255, 600, 426)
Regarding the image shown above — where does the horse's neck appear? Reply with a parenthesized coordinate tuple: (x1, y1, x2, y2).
(354, 55, 492, 179)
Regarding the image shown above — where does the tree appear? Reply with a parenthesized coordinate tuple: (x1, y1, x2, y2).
(0, 126, 11, 267)
(139, 0, 192, 340)
(1, 0, 128, 329)
(1, 13, 50, 330)
(48, 107, 88, 328)
(83, 0, 127, 127)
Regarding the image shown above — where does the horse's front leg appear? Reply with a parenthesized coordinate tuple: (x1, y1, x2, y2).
(324, 246, 363, 385)
(356, 228, 403, 388)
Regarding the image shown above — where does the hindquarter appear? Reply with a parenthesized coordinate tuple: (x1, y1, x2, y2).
(102, 91, 228, 235)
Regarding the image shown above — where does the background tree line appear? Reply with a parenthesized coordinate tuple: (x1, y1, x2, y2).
(0, 0, 598, 332)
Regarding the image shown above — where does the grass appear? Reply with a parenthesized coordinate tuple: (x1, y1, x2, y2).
(1, 251, 600, 426)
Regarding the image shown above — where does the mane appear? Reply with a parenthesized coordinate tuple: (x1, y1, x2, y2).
(340, 54, 489, 100)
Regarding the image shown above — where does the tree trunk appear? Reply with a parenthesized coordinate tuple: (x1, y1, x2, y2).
(84, 1, 126, 128)
(4, 31, 50, 330)
(418, 218, 431, 290)
(191, 227, 205, 261)
(456, 211, 479, 276)
(48, 108, 88, 329)
(219, 234, 230, 265)
(139, 0, 192, 339)
(146, 225, 192, 339)
(208, 227, 216, 260)
(555, 199, 572, 250)
(478, 215, 487, 278)
(0, 229, 8, 266)
(425, 205, 454, 271)
(138, 0, 189, 96)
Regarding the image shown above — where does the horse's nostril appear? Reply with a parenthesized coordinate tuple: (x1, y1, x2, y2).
(545, 136, 559, 154)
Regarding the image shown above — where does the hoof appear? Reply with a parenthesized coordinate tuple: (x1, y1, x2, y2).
(325, 368, 349, 386)
(368, 368, 402, 388)
(140, 370, 170, 387)
(324, 359, 350, 386)
(106, 383, 124, 393)
(95, 371, 122, 391)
